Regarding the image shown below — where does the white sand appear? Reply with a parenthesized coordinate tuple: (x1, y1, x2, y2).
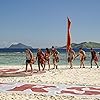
(0, 65, 100, 100)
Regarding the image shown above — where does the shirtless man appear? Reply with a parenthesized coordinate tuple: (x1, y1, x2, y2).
(75, 48, 86, 68)
(90, 48, 99, 68)
(68, 48, 75, 68)
(25, 49, 34, 72)
(36, 48, 45, 71)
(51, 46, 59, 69)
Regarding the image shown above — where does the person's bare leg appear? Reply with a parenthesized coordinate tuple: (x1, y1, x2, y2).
(69, 60, 73, 68)
(25, 62, 28, 72)
(53, 59, 58, 69)
(71, 62, 73, 68)
(94, 61, 99, 68)
(41, 64, 44, 71)
(43, 64, 45, 71)
(80, 62, 82, 68)
(91, 59, 93, 68)
(55, 62, 58, 69)
(48, 60, 50, 70)
(30, 64, 33, 72)
(53, 59, 55, 69)
(82, 60, 85, 68)
(38, 61, 40, 71)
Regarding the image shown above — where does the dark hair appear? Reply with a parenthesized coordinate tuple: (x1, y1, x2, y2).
(52, 46, 54, 48)
(46, 48, 50, 54)
(91, 48, 93, 50)
(79, 47, 82, 50)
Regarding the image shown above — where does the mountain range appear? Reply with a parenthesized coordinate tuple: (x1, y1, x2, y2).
(60, 42, 100, 49)
(8, 42, 100, 49)
(9, 43, 33, 49)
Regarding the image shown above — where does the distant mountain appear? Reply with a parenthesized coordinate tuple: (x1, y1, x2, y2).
(9, 43, 33, 49)
(60, 42, 100, 48)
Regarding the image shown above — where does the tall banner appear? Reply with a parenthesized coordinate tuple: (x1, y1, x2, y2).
(67, 17, 71, 52)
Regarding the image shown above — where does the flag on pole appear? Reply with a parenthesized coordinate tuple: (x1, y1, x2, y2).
(67, 17, 71, 52)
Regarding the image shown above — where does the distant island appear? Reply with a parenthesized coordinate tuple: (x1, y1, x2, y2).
(9, 43, 33, 49)
(8, 42, 100, 49)
(60, 42, 100, 49)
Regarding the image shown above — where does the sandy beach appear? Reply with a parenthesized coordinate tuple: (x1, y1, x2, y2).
(0, 65, 100, 100)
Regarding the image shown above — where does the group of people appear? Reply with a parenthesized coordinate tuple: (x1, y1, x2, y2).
(68, 47, 99, 69)
(25, 47, 99, 72)
(25, 46, 59, 72)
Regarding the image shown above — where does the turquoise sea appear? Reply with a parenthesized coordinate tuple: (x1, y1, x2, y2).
(0, 48, 100, 66)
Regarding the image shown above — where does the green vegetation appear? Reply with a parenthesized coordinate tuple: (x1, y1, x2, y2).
(72, 42, 100, 48)
(61, 42, 100, 48)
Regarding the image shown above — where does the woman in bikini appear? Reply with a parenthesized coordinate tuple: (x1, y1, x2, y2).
(36, 48, 45, 71)
(44, 48, 51, 70)
(75, 48, 86, 68)
(90, 48, 99, 68)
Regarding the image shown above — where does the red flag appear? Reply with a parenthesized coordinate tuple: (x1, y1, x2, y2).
(67, 17, 71, 51)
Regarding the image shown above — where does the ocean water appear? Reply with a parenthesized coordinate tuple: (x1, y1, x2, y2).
(0, 48, 100, 66)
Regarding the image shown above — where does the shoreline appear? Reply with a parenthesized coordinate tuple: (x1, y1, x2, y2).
(0, 64, 99, 68)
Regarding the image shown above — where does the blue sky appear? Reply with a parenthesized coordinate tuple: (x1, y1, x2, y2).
(0, 0, 100, 48)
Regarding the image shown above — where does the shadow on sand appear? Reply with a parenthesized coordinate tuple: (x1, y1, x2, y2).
(0, 69, 46, 77)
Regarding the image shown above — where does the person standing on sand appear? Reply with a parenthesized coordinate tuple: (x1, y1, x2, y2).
(36, 48, 45, 71)
(90, 48, 99, 68)
(25, 49, 34, 72)
(51, 46, 59, 69)
(68, 48, 75, 69)
(75, 48, 86, 68)
(44, 48, 51, 70)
